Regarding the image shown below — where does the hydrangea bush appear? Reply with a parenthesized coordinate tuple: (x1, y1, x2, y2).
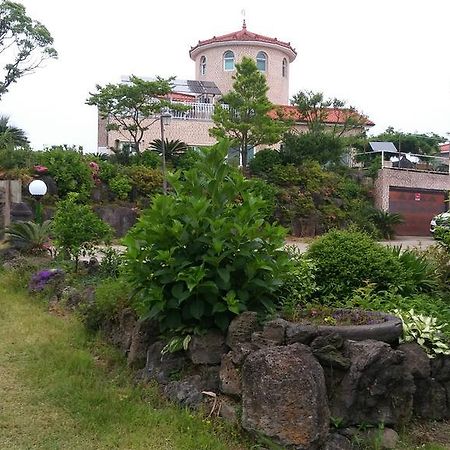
(124, 140, 290, 333)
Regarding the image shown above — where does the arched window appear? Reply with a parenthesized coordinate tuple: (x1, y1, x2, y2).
(223, 51, 235, 71)
(200, 56, 206, 75)
(282, 58, 287, 77)
(256, 51, 267, 71)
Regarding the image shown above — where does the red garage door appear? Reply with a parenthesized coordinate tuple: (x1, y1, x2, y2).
(389, 188, 447, 236)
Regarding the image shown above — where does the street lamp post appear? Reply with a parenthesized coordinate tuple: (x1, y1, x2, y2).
(28, 179, 48, 224)
(160, 108, 172, 194)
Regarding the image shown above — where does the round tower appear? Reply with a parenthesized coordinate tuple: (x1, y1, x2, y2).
(189, 22, 297, 105)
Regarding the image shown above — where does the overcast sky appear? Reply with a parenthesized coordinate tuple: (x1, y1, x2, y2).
(1, 0, 449, 151)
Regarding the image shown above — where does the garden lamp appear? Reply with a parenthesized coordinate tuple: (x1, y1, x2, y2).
(28, 179, 48, 224)
(160, 107, 172, 194)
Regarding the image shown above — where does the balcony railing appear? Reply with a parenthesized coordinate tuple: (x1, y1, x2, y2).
(351, 150, 450, 174)
(169, 102, 217, 121)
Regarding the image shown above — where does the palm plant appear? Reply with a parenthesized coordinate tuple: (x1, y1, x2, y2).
(370, 210, 403, 240)
(0, 116, 29, 148)
(390, 246, 440, 295)
(5, 220, 52, 254)
(149, 139, 187, 164)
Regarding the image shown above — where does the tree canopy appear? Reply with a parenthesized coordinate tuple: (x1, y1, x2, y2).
(211, 57, 289, 167)
(0, 115, 28, 147)
(281, 90, 368, 165)
(0, 1, 57, 99)
(369, 127, 446, 155)
(87, 76, 186, 155)
(291, 90, 368, 137)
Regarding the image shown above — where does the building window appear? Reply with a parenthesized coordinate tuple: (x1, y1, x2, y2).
(256, 51, 267, 71)
(200, 56, 206, 75)
(119, 141, 138, 154)
(282, 58, 287, 77)
(223, 51, 235, 71)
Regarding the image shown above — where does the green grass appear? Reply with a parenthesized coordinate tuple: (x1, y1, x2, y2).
(0, 273, 248, 450)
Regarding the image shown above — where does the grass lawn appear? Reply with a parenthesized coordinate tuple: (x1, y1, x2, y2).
(1, 270, 450, 450)
(0, 274, 248, 450)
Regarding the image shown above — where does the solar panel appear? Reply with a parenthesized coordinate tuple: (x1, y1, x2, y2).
(369, 142, 398, 153)
(120, 76, 222, 96)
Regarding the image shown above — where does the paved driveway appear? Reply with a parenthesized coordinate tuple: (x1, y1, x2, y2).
(286, 236, 436, 253)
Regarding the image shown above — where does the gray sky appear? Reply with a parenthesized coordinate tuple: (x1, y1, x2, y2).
(1, 0, 449, 151)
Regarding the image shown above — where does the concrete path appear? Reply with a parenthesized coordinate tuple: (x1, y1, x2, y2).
(84, 237, 436, 261)
(286, 236, 436, 253)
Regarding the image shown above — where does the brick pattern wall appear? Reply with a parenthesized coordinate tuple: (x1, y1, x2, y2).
(374, 168, 450, 211)
(101, 117, 365, 152)
(98, 116, 108, 148)
(106, 118, 216, 151)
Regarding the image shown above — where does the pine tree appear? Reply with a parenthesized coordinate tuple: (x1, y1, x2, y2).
(211, 57, 288, 167)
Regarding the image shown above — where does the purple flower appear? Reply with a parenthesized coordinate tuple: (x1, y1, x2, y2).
(29, 268, 64, 292)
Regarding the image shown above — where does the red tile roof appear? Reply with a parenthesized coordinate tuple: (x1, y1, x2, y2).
(439, 143, 450, 153)
(167, 92, 196, 102)
(190, 22, 297, 60)
(270, 105, 375, 127)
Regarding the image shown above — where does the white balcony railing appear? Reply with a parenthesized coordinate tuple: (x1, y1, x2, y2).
(169, 102, 228, 121)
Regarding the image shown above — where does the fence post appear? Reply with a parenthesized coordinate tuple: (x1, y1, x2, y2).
(4, 180, 11, 227)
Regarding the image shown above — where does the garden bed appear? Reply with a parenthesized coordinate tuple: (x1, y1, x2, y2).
(289, 307, 403, 344)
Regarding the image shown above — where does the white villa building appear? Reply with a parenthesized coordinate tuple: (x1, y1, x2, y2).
(97, 22, 373, 155)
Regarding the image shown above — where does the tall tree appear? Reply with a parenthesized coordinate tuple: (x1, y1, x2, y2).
(87, 76, 185, 155)
(0, 115, 28, 147)
(0, 1, 57, 99)
(281, 90, 369, 165)
(211, 57, 288, 167)
(291, 90, 368, 137)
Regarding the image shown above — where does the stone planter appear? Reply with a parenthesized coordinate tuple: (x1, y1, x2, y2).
(316, 310, 402, 344)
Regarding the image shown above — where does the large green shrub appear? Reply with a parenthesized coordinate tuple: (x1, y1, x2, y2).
(52, 193, 112, 271)
(109, 175, 132, 200)
(124, 140, 289, 333)
(0, 145, 34, 169)
(37, 146, 93, 199)
(281, 131, 345, 165)
(248, 148, 281, 178)
(125, 165, 163, 197)
(98, 160, 119, 183)
(132, 150, 160, 168)
(306, 229, 405, 300)
(246, 178, 279, 219)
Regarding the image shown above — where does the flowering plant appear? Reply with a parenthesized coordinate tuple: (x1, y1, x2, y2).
(29, 268, 64, 292)
(89, 161, 101, 185)
(34, 165, 49, 174)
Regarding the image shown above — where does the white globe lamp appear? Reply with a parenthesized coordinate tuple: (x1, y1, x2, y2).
(28, 179, 48, 197)
(28, 179, 48, 224)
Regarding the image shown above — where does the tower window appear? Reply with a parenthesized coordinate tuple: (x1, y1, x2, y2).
(256, 51, 267, 71)
(223, 51, 235, 71)
(200, 56, 206, 75)
(282, 58, 287, 77)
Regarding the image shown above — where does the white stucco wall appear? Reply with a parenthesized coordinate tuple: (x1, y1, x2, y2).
(191, 42, 293, 105)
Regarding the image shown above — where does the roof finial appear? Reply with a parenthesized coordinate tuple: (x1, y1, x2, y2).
(241, 9, 246, 29)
